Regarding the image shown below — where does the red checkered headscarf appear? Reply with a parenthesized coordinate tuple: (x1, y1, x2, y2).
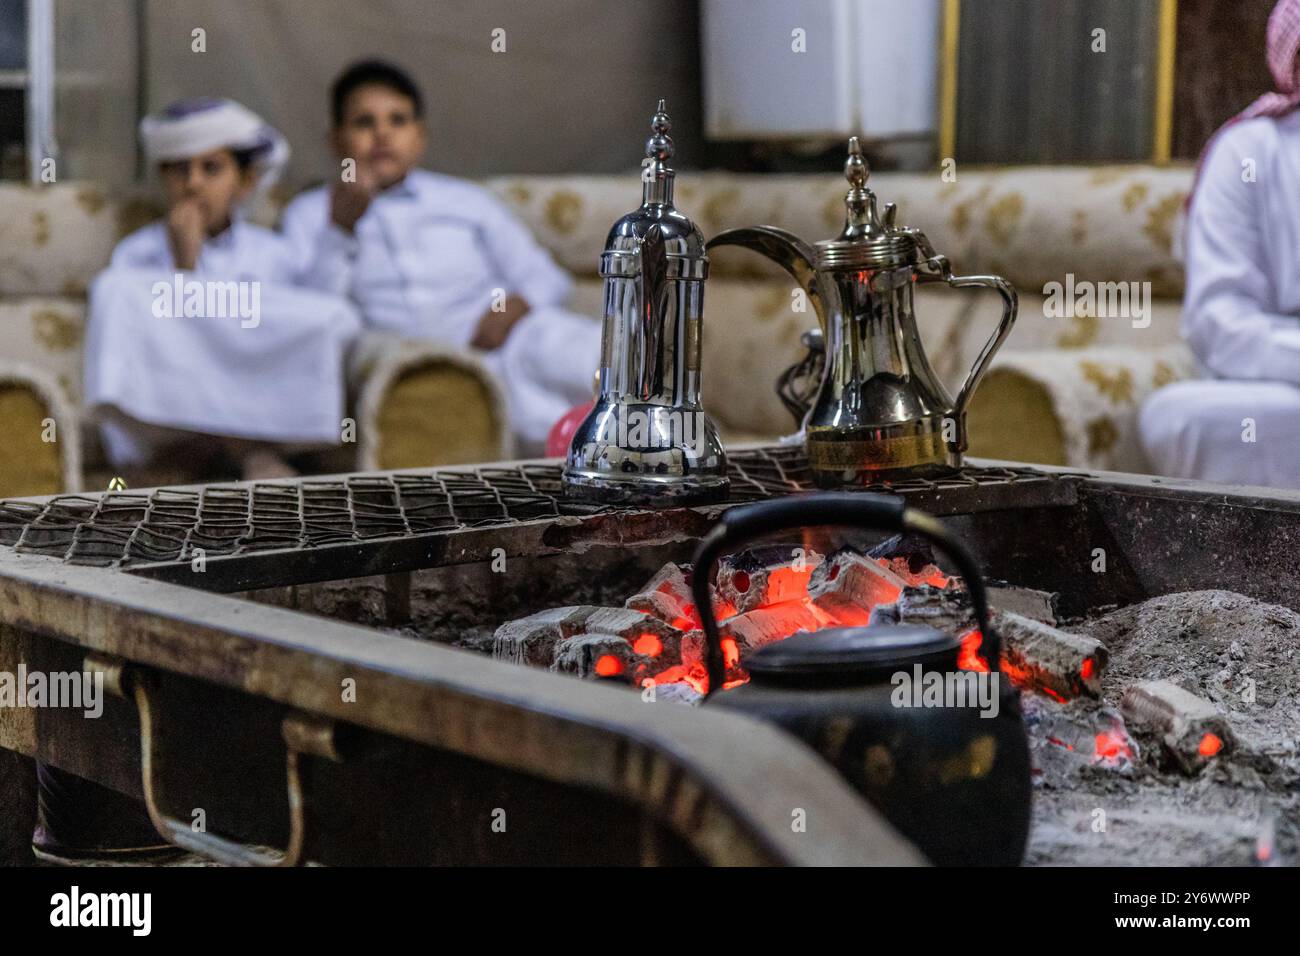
(1189, 0, 1300, 206)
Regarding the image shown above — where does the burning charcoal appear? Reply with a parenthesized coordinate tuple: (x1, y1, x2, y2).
(550, 633, 653, 683)
(716, 544, 821, 614)
(1022, 694, 1137, 778)
(996, 610, 1108, 700)
(868, 533, 949, 588)
(808, 548, 906, 622)
(625, 561, 719, 630)
(987, 584, 1058, 625)
(867, 532, 936, 570)
(643, 663, 710, 695)
(720, 602, 830, 654)
(869, 584, 974, 637)
(493, 605, 685, 668)
(879, 559, 949, 589)
(645, 680, 703, 706)
(1120, 680, 1235, 774)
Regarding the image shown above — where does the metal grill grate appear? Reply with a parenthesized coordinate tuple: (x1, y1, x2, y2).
(0, 448, 1055, 567)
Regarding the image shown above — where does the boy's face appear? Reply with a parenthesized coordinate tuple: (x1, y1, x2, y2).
(158, 148, 254, 235)
(332, 83, 425, 190)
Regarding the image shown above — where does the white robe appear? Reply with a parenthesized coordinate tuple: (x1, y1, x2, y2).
(85, 220, 361, 467)
(1140, 111, 1300, 487)
(280, 169, 601, 451)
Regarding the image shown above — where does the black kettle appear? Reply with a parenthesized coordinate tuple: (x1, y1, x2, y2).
(691, 493, 1031, 866)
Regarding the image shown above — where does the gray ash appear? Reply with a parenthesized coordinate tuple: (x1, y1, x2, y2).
(1024, 590, 1300, 867)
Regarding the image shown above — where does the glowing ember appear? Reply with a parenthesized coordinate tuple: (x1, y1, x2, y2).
(877, 556, 948, 589)
(1094, 729, 1134, 766)
(720, 637, 740, 669)
(957, 630, 990, 672)
(1080, 657, 1097, 680)
(632, 633, 663, 657)
(648, 665, 707, 694)
(1198, 732, 1223, 757)
(594, 655, 624, 677)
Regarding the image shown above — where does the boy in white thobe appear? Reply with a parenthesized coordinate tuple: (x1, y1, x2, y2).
(85, 98, 361, 481)
(281, 60, 599, 454)
(1140, 0, 1300, 488)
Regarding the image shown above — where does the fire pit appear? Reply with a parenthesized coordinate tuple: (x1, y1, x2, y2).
(0, 446, 1297, 865)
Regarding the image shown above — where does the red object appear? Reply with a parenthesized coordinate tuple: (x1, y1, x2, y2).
(720, 638, 740, 669)
(1199, 733, 1224, 757)
(545, 401, 594, 458)
(632, 633, 663, 657)
(957, 629, 990, 673)
(594, 655, 624, 677)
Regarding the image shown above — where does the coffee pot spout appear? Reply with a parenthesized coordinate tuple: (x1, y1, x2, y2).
(705, 226, 829, 331)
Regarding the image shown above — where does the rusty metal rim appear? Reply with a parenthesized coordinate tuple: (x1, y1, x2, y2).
(0, 546, 924, 866)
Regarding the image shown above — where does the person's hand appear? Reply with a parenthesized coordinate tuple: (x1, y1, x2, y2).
(166, 198, 206, 271)
(330, 164, 379, 233)
(470, 295, 531, 351)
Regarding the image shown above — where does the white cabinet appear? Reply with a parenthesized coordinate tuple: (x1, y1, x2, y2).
(702, 0, 941, 141)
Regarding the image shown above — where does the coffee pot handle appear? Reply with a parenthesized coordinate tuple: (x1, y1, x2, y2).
(689, 493, 998, 697)
(635, 223, 670, 400)
(945, 274, 1018, 420)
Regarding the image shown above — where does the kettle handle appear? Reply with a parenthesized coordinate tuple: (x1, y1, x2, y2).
(946, 274, 1018, 421)
(689, 493, 998, 697)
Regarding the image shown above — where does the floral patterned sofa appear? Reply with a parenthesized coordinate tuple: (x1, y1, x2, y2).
(0, 164, 1193, 496)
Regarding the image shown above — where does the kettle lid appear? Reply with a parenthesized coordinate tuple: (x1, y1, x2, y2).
(744, 622, 961, 685)
(814, 137, 937, 272)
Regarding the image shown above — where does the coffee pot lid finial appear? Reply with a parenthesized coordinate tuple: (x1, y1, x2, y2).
(646, 99, 673, 163)
(816, 136, 924, 269)
(844, 135, 868, 189)
(836, 135, 881, 239)
(642, 99, 676, 206)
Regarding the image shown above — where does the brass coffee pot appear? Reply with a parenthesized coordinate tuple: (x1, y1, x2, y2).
(707, 138, 1017, 486)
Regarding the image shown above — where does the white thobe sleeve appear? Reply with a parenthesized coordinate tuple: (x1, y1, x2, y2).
(108, 225, 172, 271)
(479, 194, 573, 309)
(1184, 126, 1300, 384)
(281, 194, 360, 298)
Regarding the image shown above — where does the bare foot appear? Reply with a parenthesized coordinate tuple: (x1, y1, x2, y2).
(241, 449, 298, 482)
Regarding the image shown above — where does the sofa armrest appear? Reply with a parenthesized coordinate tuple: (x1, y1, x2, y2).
(0, 361, 83, 497)
(348, 333, 514, 471)
(964, 343, 1197, 473)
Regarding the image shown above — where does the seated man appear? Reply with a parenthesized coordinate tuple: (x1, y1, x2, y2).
(281, 60, 600, 455)
(1140, 0, 1300, 488)
(85, 98, 361, 482)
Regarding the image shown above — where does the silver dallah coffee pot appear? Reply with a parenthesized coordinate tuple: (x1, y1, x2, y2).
(707, 137, 1018, 487)
(562, 101, 728, 504)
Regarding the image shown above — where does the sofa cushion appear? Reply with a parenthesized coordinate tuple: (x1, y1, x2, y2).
(0, 183, 145, 297)
(0, 297, 86, 406)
